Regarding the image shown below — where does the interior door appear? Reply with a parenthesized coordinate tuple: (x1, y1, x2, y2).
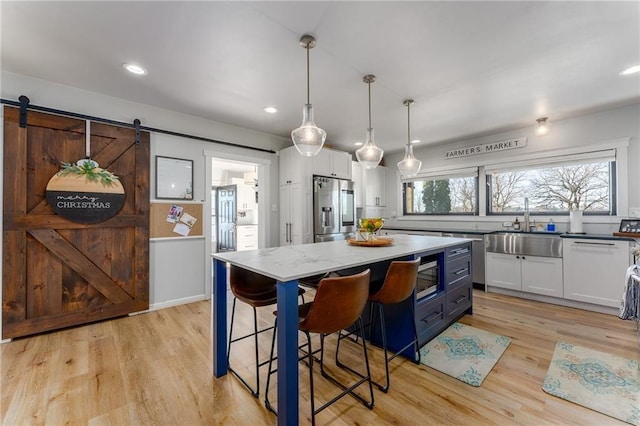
(2, 106, 150, 339)
(217, 185, 237, 252)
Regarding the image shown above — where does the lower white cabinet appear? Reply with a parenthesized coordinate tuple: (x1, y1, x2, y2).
(563, 238, 631, 308)
(237, 225, 258, 251)
(486, 253, 563, 297)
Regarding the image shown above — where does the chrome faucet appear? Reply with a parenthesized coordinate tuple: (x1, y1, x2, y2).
(523, 197, 530, 232)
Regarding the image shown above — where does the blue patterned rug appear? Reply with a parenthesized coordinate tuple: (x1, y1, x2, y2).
(543, 341, 640, 425)
(419, 322, 511, 386)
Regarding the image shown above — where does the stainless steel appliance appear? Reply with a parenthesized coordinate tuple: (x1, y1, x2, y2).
(416, 255, 439, 299)
(313, 176, 355, 242)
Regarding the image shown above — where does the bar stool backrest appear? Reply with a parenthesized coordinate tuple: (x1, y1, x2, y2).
(370, 259, 420, 304)
(299, 269, 371, 335)
(229, 265, 278, 307)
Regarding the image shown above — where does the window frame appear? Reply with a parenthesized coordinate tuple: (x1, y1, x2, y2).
(401, 167, 480, 216)
(484, 150, 618, 216)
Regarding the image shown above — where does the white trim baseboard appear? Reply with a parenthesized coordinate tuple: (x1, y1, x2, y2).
(129, 294, 210, 315)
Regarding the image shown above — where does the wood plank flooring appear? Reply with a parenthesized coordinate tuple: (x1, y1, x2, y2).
(2, 290, 638, 425)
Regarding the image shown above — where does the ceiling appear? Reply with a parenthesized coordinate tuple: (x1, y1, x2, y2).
(2, 1, 639, 155)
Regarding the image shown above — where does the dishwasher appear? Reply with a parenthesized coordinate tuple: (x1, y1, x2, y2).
(442, 232, 485, 286)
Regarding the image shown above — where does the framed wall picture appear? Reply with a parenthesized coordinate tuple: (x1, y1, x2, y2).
(155, 156, 193, 200)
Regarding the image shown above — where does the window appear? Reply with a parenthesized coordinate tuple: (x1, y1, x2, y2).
(486, 151, 616, 215)
(403, 168, 478, 215)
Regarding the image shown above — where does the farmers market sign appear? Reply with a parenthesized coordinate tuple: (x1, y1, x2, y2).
(445, 137, 527, 159)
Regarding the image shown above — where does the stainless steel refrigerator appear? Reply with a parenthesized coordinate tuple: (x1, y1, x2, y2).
(313, 176, 356, 242)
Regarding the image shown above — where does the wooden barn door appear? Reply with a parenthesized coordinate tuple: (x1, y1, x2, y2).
(2, 106, 150, 339)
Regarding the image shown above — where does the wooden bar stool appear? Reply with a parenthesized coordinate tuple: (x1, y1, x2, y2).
(336, 259, 420, 393)
(227, 265, 305, 397)
(264, 269, 374, 425)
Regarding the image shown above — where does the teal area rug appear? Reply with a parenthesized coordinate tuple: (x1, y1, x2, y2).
(419, 322, 511, 386)
(542, 341, 640, 425)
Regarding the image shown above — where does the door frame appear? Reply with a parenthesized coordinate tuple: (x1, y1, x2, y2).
(203, 149, 272, 297)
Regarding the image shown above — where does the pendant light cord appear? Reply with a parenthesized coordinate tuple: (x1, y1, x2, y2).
(306, 43, 310, 105)
(407, 101, 411, 146)
(368, 80, 372, 129)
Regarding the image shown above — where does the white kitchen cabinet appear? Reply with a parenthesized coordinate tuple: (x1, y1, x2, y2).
(486, 252, 522, 291)
(237, 183, 255, 210)
(486, 252, 563, 297)
(279, 182, 312, 246)
(364, 166, 386, 207)
(563, 238, 631, 308)
(236, 225, 258, 251)
(311, 148, 352, 180)
(352, 161, 364, 207)
(279, 145, 311, 185)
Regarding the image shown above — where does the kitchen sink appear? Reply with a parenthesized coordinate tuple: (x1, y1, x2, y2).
(486, 232, 562, 258)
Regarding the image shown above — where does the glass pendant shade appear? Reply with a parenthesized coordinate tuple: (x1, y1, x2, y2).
(291, 104, 326, 156)
(397, 99, 421, 177)
(291, 34, 325, 156)
(356, 128, 384, 169)
(397, 143, 421, 177)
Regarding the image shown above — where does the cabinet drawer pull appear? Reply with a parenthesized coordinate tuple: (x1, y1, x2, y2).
(453, 268, 468, 275)
(450, 248, 470, 256)
(573, 241, 615, 247)
(453, 295, 467, 304)
(422, 311, 441, 323)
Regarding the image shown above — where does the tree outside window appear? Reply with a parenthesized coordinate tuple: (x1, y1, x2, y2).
(488, 161, 613, 214)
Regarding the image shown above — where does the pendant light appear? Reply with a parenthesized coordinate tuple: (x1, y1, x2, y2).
(397, 99, 422, 178)
(356, 74, 384, 169)
(291, 34, 326, 156)
(535, 117, 551, 136)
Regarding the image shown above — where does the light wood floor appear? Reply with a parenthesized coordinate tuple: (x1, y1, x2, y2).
(2, 290, 638, 425)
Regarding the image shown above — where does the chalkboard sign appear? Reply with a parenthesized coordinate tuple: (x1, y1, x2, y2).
(45, 161, 125, 224)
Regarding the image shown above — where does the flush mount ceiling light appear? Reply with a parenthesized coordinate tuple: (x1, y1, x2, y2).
(354, 141, 363, 146)
(291, 34, 326, 157)
(356, 74, 384, 169)
(264, 106, 278, 114)
(535, 117, 551, 136)
(397, 99, 422, 178)
(619, 65, 640, 75)
(123, 63, 147, 75)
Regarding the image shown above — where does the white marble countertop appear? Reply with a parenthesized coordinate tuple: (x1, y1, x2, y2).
(212, 234, 471, 282)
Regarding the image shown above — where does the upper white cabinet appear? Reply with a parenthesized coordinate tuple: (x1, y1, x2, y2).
(364, 166, 386, 207)
(311, 148, 352, 180)
(563, 238, 631, 308)
(351, 161, 364, 207)
(279, 146, 311, 185)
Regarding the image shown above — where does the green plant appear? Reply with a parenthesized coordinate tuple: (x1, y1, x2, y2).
(59, 161, 119, 186)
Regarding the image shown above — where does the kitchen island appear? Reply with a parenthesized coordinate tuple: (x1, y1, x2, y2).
(211, 234, 472, 425)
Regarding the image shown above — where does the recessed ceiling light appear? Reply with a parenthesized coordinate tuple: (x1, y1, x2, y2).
(354, 141, 363, 146)
(411, 139, 421, 144)
(264, 106, 278, 114)
(619, 65, 640, 75)
(123, 63, 147, 75)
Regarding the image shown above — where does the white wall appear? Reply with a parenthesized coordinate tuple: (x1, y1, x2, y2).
(383, 103, 640, 235)
(0, 72, 289, 323)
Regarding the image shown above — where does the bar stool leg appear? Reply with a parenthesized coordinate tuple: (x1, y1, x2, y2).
(264, 319, 278, 414)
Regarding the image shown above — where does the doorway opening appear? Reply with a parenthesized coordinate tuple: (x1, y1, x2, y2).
(211, 158, 260, 253)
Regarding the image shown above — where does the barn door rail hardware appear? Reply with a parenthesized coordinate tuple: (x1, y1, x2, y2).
(0, 96, 276, 154)
(134, 118, 141, 144)
(18, 95, 30, 128)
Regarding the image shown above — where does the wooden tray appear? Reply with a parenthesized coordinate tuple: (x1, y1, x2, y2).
(347, 237, 394, 247)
